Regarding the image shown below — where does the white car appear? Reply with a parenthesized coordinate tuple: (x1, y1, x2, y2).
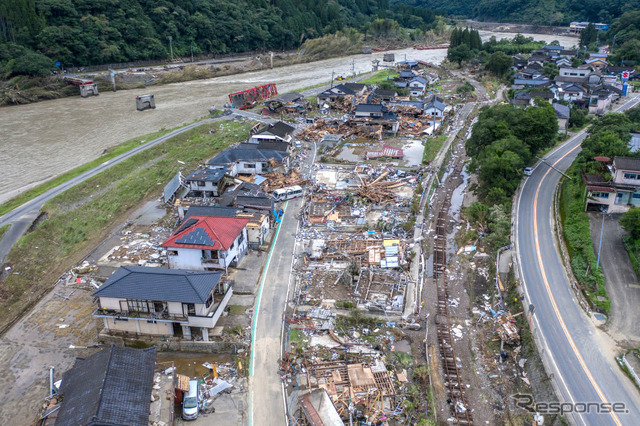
(523, 167, 533, 176)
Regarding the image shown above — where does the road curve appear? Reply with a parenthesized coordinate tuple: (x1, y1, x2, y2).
(515, 95, 640, 425)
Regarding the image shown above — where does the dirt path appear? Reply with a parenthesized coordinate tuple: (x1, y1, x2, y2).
(589, 213, 640, 345)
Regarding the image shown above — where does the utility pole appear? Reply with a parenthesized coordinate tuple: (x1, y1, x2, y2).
(351, 59, 355, 80)
(596, 208, 607, 269)
(169, 36, 174, 62)
(331, 70, 335, 88)
(270, 51, 274, 69)
(190, 43, 194, 62)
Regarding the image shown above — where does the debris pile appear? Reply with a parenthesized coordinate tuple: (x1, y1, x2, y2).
(104, 228, 170, 266)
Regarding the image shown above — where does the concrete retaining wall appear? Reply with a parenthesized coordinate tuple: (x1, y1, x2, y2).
(99, 333, 248, 353)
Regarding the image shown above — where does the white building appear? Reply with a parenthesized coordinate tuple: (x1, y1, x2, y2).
(162, 215, 249, 271)
(93, 266, 232, 341)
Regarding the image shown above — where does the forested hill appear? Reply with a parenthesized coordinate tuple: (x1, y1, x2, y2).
(404, 0, 640, 26)
(0, 0, 441, 76)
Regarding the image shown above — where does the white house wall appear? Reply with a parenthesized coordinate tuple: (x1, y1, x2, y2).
(168, 248, 205, 270)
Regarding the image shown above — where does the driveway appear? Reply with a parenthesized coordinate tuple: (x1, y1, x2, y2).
(589, 213, 640, 345)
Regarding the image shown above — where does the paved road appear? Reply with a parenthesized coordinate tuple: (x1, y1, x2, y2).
(249, 196, 301, 426)
(515, 94, 640, 425)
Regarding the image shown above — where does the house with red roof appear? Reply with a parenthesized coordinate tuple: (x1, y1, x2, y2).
(162, 215, 249, 271)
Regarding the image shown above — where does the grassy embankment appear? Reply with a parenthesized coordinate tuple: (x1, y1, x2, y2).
(422, 135, 448, 164)
(359, 69, 399, 85)
(559, 175, 609, 313)
(0, 119, 252, 334)
(0, 130, 169, 218)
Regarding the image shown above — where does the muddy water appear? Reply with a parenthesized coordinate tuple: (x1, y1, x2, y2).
(0, 31, 578, 203)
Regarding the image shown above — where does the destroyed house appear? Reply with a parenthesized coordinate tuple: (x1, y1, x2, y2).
(207, 148, 289, 176)
(93, 267, 230, 340)
(316, 83, 366, 105)
(388, 100, 424, 116)
(248, 121, 295, 144)
(185, 168, 230, 197)
(54, 345, 156, 426)
(162, 215, 249, 270)
(184, 205, 270, 248)
(264, 92, 309, 113)
(218, 182, 274, 214)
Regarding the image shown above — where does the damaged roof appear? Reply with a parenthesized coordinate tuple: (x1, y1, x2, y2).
(55, 345, 156, 426)
(614, 156, 640, 172)
(185, 168, 227, 183)
(253, 121, 295, 138)
(93, 265, 223, 303)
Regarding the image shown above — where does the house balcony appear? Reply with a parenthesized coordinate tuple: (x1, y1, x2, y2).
(187, 287, 233, 328)
(93, 309, 188, 324)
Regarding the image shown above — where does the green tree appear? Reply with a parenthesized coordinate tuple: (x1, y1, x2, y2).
(580, 23, 597, 47)
(589, 113, 633, 140)
(485, 51, 512, 77)
(466, 202, 489, 230)
(621, 208, 640, 240)
(569, 107, 587, 128)
(541, 62, 559, 78)
(447, 43, 472, 66)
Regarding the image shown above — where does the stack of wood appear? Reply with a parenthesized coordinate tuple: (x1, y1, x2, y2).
(263, 169, 309, 191)
(355, 171, 410, 203)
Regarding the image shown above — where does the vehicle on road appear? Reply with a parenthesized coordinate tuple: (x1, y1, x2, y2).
(523, 167, 533, 176)
(273, 185, 303, 201)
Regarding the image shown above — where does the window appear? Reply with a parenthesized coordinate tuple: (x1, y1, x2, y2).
(633, 193, 640, 199)
(127, 299, 150, 313)
(237, 231, 245, 245)
(197, 181, 206, 187)
(183, 303, 196, 316)
(245, 163, 256, 168)
(206, 293, 213, 308)
(624, 173, 638, 180)
(168, 250, 178, 256)
(595, 192, 609, 199)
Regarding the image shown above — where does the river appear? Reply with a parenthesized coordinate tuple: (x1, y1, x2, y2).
(0, 31, 578, 203)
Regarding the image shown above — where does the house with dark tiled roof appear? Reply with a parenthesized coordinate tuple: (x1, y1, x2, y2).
(93, 267, 230, 340)
(423, 95, 446, 118)
(207, 148, 289, 176)
(162, 215, 249, 271)
(54, 345, 156, 426)
(248, 121, 295, 144)
(408, 76, 428, 97)
(316, 83, 367, 106)
(185, 168, 231, 198)
(553, 103, 570, 133)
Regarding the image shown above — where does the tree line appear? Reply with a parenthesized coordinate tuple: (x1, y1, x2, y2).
(407, 0, 639, 26)
(463, 101, 558, 251)
(0, 0, 443, 77)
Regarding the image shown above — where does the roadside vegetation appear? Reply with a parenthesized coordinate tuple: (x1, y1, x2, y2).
(558, 108, 640, 313)
(621, 209, 640, 279)
(462, 101, 558, 253)
(0, 119, 252, 334)
(422, 135, 447, 164)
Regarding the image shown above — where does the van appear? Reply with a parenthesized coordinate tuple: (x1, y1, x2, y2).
(182, 379, 199, 420)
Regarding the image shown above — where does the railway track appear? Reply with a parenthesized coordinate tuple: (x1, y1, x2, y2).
(432, 162, 473, 425)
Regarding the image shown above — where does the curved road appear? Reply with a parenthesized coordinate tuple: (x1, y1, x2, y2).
(515, 95, 640, 425)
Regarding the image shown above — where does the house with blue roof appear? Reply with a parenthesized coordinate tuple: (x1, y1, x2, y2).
(93, 266, 231, 340)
